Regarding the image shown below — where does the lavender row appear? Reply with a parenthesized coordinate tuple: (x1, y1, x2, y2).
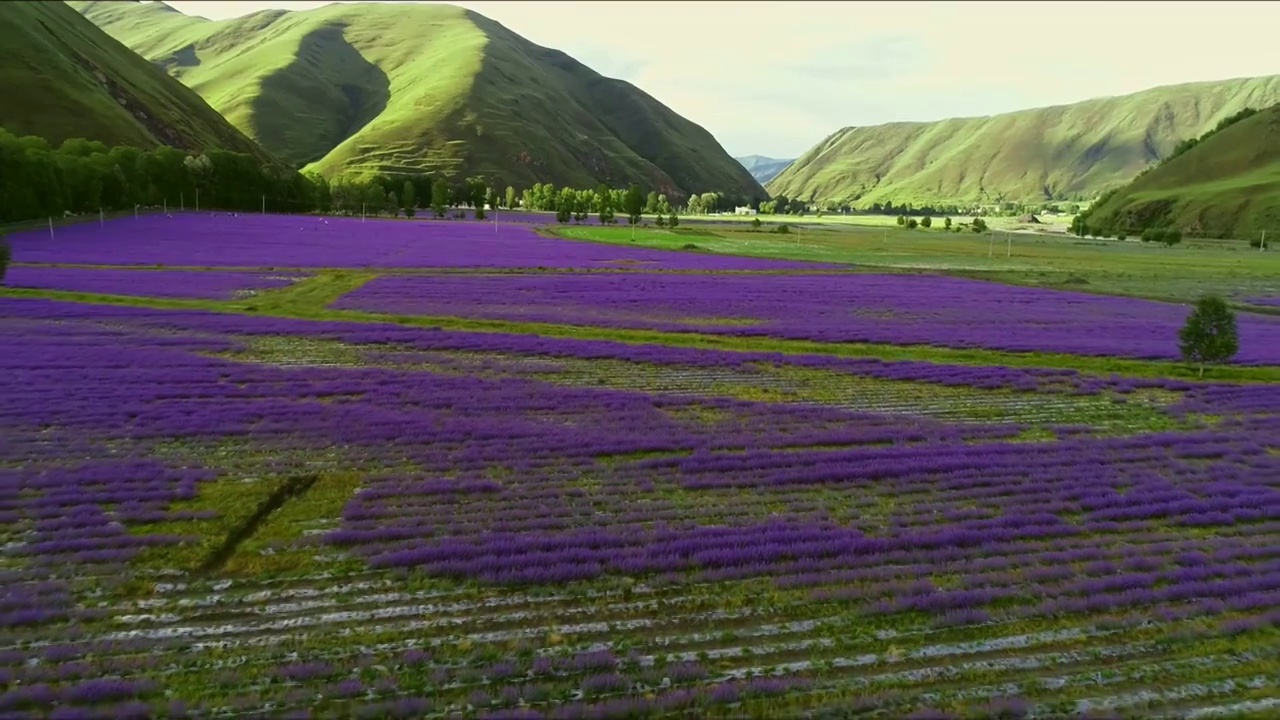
(3, 213, 836, 271)
(3, 296, 1238, 404)
(333, 272, 1280, 364)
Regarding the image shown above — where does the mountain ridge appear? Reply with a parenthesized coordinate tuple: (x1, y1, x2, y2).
(0, 0, 275, 160)
(70, 0, 765, 201)
(1080, 103, 1280, 240)
(767, 75, 1280, 207)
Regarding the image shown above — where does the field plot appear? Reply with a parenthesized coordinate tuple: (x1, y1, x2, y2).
(1, 213, 1278, 719)
(5, 215, 835, 271)
(333, 273, 1280, 364)
(2, 295, 1278, 718)
(2, 267, 305, 300)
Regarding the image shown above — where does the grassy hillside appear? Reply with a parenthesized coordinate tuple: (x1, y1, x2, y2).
(736, 155, 794, 184)
(71, 1, 764, 200)
(768, 76, 1280, 207)
(1081, 104, 1280, 240)
(0, 1, 271, 159)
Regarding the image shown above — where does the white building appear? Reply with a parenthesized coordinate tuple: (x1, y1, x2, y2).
(734, 206, 757, 216)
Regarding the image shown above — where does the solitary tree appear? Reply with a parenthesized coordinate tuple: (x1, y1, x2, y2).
(402, 181, 416, 218)
(944, 217, 952, 230)
(896, 215, 906, 226)
(655, 214, 666, 228)
(1179, 295, 1239, 377)
(907, 218, 919, 229)
(623, 185, 645, 229)
(1162, 229, 1183, 247)
(972, 217, 988, 233)
(0, 236, 10, 283)
(667, 213, 678, 228)
(920, 215, 932, 228)
(751, 217, 762, 231)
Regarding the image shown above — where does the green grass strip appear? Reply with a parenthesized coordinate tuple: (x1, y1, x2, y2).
(4, 275, 1279, 383)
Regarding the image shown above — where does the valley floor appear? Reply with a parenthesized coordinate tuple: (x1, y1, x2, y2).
(1, 213, 1277, 719)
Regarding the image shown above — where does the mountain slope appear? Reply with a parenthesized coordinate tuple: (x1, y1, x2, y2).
(0, 1, 272, 159)
(768, 76, 1280, 207)
(1081, 104, 1280, 239)
(71, 1, 764, 200)
(736, 155, 794, 184)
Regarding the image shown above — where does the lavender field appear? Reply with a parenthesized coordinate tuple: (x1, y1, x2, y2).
(1, 214, 1278, 719)
(333, 273, 1280, 364)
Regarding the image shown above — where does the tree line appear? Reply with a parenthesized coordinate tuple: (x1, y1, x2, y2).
(0, 128, 759, 227)
(0, 128, 316, 224)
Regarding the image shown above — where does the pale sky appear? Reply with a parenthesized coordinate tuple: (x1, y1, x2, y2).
(163, 1, 1279, 159)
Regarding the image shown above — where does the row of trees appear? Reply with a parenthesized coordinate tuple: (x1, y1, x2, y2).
(741, 197, 1082, 219)
(0, 129, 754, 226)
(0, 128, 317, 224)
(894, 215, 988, 233)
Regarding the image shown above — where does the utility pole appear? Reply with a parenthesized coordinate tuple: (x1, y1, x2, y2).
(48, 217, 55, 241)
(362, 203, 366, 222)
(195, 189, 199, 212)
(1006, 232, 1011, 258)
(181, 193, 184, 212)
(99, 208, 104, 228)
(262, 195, 265, 215)
(163, 198, 167, 214)
(1261, 230, 1267, 252)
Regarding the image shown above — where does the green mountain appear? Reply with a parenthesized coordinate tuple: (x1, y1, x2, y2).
(70, 1, 765, 200)
(735, 155, 794, 184)
(0, 1, 272, 159)
(1080, 104, 1280, 240)
(767, 76, 1280, 208)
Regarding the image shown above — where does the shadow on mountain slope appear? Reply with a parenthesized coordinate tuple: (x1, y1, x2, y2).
(250, 24, 389, 167)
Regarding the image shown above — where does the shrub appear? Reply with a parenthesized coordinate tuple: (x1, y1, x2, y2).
(1179, 295, 1238, 377)
(1162, 229, 1183, 246)
(751, 217, 761, 231)
(668, 214, 678, 228)
(774, 224, 790, 234)
(921, 216, 932, 228)
(907, 219, 919, 229)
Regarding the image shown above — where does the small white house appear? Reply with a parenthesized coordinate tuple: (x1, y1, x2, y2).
(734, 206, 757, 216)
